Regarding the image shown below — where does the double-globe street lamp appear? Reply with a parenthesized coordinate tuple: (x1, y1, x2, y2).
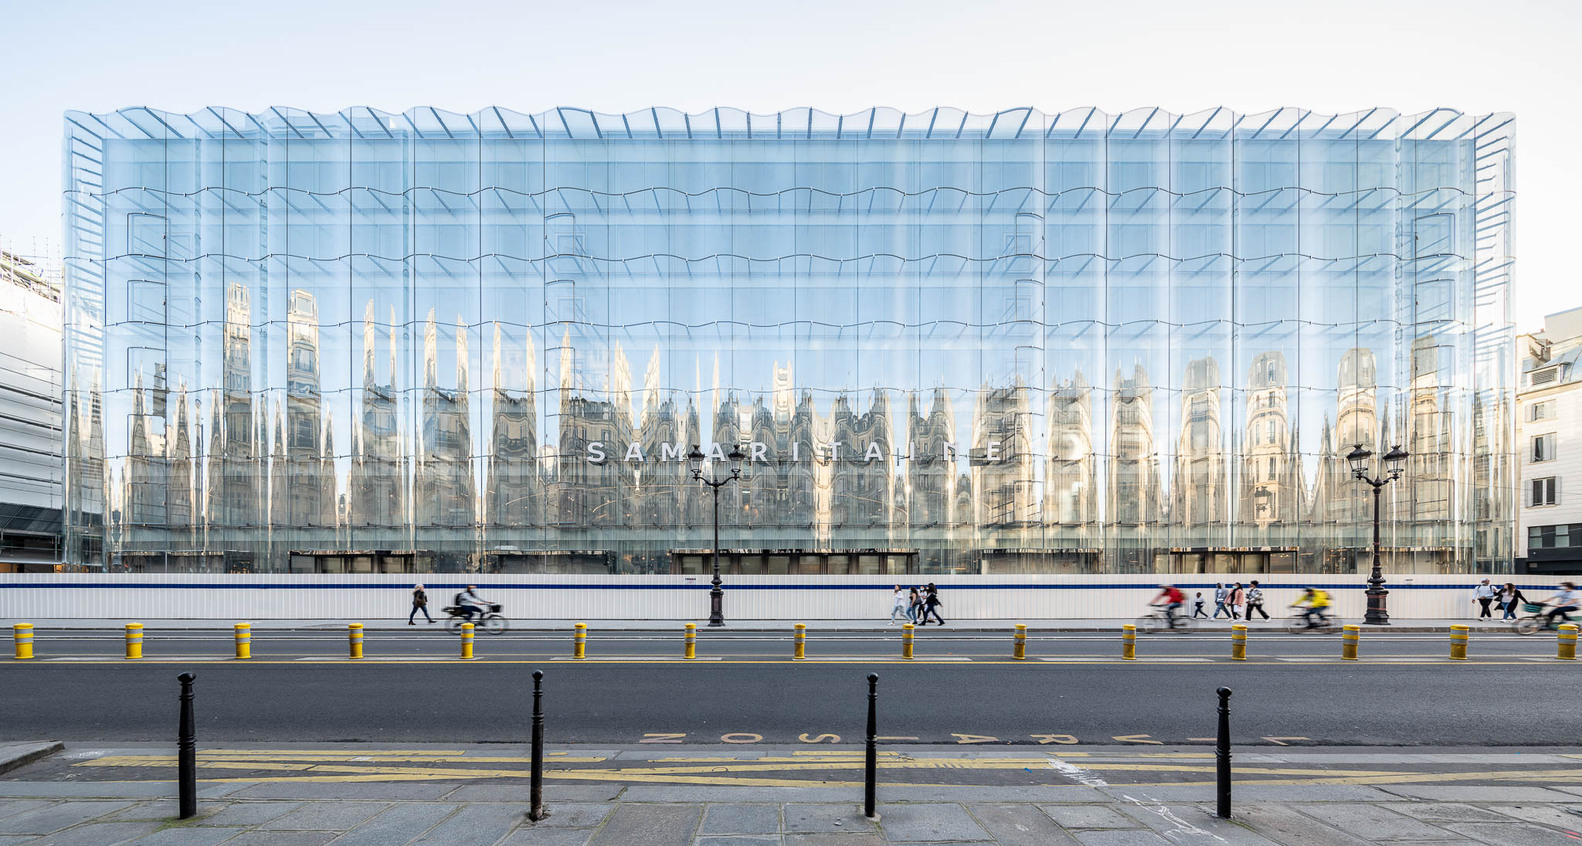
(687, 444, 746, 627)
(1346, 443, 1410, 625)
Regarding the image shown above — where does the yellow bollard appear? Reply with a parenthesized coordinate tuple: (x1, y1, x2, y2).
(1230, 624, 1246, 661)
(1013, 624, 1027, 660)
(902, 623, 915, 660)
(1449, 624, 1469, 660)
(794, 623, 806, 660)
(573, 623, 587, 660)
(684, 623, 696, 660)
(348, 623, 364, 660)
(1122, 624, 1136, 660)
(461, 623, 475, 659)
(233, 623, 251, 660)
(1558, 624, 1577, 661)
(1342, 625, 1360, 660)
(13, 623, 33, 660)
(125, 623, 144, 660)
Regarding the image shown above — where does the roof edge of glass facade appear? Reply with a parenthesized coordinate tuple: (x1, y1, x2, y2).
(64, 106, 1515, 143)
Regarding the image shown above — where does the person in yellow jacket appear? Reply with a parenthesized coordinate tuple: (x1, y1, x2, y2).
(1291, 587, 1332, 629)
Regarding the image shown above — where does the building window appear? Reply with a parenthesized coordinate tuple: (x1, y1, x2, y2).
(1530, 477, 1557, 507)
(1532, 433, 1557, 462)
(1529, 401, 1554, 422)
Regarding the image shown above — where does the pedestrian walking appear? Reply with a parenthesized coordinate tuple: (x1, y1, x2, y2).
(1191, 591, 1208, 618)
(920, 583, 945, 625)
(1499, 582, 1528, 621)
(408, 583, 432, 625)
(1211, 583, 1231, 619)
(1229, 583, 1246, 620)
(1244, 581, 1270, 620)
(889, 585, 910, 624)
(908, 587, 924, 623)
(1472, 578, 1497, 619)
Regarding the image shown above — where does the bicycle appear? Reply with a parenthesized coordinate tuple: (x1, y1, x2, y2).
(443, 603, 510, 635)
(1135, 604, 1196, 634)
(1513, 602, 1576, 636)
(1285, 608, 1341, 634)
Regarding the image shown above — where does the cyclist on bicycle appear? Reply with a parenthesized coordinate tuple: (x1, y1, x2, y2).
(455, 585, 492, 623)
(1540, 581, 1580, 628)
(1150, 584, 1187, 629)
(1291, 587, 1332, 628)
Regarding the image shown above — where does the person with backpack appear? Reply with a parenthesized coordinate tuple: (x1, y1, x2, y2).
(408, 583, 432, 625)
(1472, 579, 1497, 619)
(1244, 581, 1270, 620)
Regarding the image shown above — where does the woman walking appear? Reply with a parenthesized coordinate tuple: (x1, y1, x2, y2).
(408, 583, 432, 625)
(889, 585, 910, 624)
(908, 587, 924, 623)
(1499, 582, 1528, 621)
(1228, 583, 1246, 620)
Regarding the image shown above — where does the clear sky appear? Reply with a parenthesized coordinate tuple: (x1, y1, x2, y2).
(1, 0, 1574, 331)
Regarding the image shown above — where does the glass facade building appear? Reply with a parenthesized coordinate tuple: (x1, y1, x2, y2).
(62, 107, 1516, 576)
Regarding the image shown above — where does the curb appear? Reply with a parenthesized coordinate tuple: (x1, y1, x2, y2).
(0, 742, 63, 776)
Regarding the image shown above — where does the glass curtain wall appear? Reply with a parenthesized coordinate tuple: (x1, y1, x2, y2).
(61, 107, 1516, 575)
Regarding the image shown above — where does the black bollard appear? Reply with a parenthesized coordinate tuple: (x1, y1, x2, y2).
(1215, 686, 1232, 819)
(528, 670, 549, 821)
(864, 673, 878, 819)
(177, 672, 197, 820)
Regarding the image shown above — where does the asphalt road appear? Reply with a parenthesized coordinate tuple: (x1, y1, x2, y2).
(2, 650, 1577, 747)
(8, 627, 1570, 660)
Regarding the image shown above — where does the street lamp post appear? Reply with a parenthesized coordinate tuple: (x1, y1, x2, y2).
(688, 444, 745, 627)
(1346, 443, 1409, 625)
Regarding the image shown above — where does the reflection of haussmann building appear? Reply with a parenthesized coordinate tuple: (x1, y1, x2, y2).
(62, 107, 1516, 575)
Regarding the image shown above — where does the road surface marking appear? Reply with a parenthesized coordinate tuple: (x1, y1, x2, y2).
(640, 733, 686, 743)
(1031, 734, 1079, 745)
(799, 733, 841, 743)
(1113, 735, 1163, 745)
(720, 733, 763, 744)
(1261, 737, 1310, 746)
(951, 734, 999, 744)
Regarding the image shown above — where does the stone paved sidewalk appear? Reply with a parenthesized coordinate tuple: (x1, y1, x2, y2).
(1, 783, 1580, 844)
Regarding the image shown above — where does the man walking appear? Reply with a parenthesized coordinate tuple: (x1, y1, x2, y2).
(1472, 579, 1497, 619)
(1244, 581, 1270, 620)
(1211, 583, 1231, 619)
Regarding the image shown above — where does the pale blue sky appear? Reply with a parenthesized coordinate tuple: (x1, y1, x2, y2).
(1, 0, 1574, 330)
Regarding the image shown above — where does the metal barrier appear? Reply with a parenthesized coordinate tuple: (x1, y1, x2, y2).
(528, 670, 549, 821)
(177, 672, 197, 819)
(864, 673, 879, 819)
(1216, 686, 1233, 819)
